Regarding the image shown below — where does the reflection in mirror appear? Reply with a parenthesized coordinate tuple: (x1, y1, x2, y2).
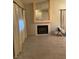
(35, 0, 49, 21)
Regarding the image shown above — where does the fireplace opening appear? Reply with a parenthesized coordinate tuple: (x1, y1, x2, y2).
(37, 25, 48, 34)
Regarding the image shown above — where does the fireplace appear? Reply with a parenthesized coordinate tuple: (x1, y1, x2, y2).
(35, 23, 50, 35)
(37, 25, 48, 34)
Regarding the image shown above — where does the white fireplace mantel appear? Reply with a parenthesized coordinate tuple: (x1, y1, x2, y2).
(34, 20, 51, 24)
(35, 23, 51, 36)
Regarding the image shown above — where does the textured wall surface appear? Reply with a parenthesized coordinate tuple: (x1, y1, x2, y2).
(25, 0, 66, 35)
(50, 0, 66, 31)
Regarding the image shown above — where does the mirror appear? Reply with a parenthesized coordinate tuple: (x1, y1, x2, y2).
(34, 0, 49, 21)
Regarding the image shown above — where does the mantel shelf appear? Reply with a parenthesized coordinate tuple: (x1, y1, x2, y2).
(34, 20, 51, 24)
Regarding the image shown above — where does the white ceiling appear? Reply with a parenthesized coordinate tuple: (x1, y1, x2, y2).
(22, 0, 47, 5)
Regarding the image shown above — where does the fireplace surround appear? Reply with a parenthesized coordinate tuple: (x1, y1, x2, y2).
(35, 23, 50, 35)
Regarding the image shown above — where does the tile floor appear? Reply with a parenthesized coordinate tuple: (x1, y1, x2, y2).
(15, 35, 66, 59)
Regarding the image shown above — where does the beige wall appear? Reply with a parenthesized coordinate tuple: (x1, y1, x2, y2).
(25, 0, 66, 35)
(25, 4, 35, 35)
(50, 0, 66, 31)
(25, 3, 48, 35)
(36, 1, 48, 10)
